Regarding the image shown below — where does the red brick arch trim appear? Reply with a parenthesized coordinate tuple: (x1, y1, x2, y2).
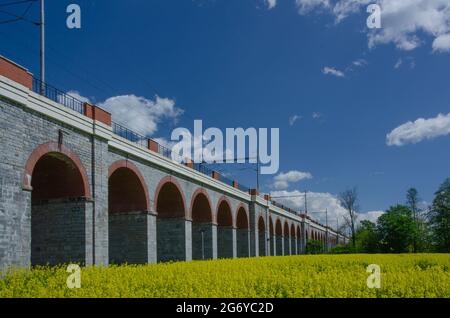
(108, 160, 151, 212)
(22, 142, 92, 199)
(189, 187, 214, 223)
(215, 195, 233, 225)
(153, 175, 188, 219)
(235, 203, 249, 229)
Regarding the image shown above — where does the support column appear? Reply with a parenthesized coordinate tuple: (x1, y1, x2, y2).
(232, 227, 237, 258)
(92, 138, 109, 266)
(301, 222, 307, 254)
(248, 203, 258, 257)
(147, 213, 157, 263)
(272, 235, 277, 256)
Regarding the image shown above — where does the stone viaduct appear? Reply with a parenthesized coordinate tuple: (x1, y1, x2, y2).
(0, 56, 346, 269)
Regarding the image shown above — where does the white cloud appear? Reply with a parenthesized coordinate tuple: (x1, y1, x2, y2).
(312, 112, 322, 119)
(270, 190, 348, 226)
(357, 210, 384, 224)
(394, 56, 416, 69)
(270, 189, 384, 229)
(266, 0, 277, 9)
(387, 113, 450, 146)
(352, 58, 367, 67)
(296, 0, 450, 53)
(296, 0, 331, 14)
(289, 114, 301, 126)
(322, 66, 345, 77)
(66, 90, 91, 104)
(99, 95, 183, 136)
(433, 33, 450, 53)
(273, 170, 313, 190)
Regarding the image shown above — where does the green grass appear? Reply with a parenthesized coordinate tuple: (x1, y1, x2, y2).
(1, 254, 449, 298)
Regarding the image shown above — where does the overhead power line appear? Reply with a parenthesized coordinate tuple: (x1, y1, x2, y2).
(0, 0, 38, 25)
(0, 0, 37, 7)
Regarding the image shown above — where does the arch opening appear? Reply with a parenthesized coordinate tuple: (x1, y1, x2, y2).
(297, 225, 301, 254)
(269, 216, 274, 256)
(217, 199, 234, 259)
(236, 207, 249, 258)
(108, 165, 149, 264)
(31, 152, 88, 266)
(156, 180, 187, 262)
(191, 191, 214, 260)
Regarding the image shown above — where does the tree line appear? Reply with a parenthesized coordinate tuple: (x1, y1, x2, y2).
(334, 178, 450, 253)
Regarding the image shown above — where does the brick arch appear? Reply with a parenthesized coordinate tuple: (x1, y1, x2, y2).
(22, 142, 91, 198)
(216, 196, 233, 226)
(235, 203, 249, 229)
(275, 218, 283, 236)
(258, 215, 265, 232)
(284, 221, 290, 237)
(235, 205, 249, 229)
(189, 187, 213, 223)
(290, 223, 296, 237)
(154, 176, 187, 218)
(108, 160, 150, 212)
(297, 225, 301, 238)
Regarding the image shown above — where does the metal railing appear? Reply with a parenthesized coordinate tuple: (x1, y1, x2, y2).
(193, 163, 214, 178)
(112, 122, 147, 148)
(237, 183, 249, 193)
(271, 199, 301, 216)
(158, 143, 172, 159)
(32, 77, 85, 114)
(218, 173, 235, 188)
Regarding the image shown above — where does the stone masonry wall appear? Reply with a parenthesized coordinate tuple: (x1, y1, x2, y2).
(0, 96, 109, 268)
(31, 199, 90, 266)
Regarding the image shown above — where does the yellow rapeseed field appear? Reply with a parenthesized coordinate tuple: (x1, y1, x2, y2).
(0, 254, 449, 298)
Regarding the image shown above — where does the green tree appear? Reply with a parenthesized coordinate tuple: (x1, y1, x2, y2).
(355, 220, 379, 253)
(306, 240, 323, 254)
(377, 205, 415, 253)
(338, 187, 359, 248)
(430, 179, 450, 252)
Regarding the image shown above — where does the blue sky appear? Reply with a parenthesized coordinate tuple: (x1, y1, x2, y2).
(1, 0, 450, 225)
